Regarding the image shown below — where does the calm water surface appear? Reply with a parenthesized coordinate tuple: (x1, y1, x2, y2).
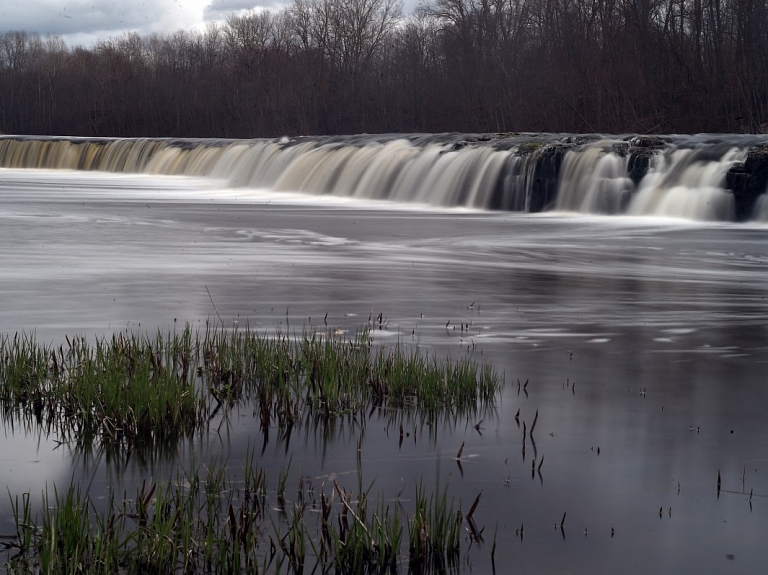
(1, 169, 767, 573)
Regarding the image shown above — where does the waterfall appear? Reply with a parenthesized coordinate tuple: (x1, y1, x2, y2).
(555, 145, 633, 214)
(1, 134, 767, 222)
(627, 148, 744, 221)
(752, 196, 768, 222)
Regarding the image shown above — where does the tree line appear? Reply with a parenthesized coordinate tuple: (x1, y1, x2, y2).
(2, 0, 768, 137)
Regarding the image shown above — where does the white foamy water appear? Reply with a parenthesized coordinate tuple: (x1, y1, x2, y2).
(3, 133, 768, 222)
(555, 145, 633, 213)
(628, 148, 744, 220)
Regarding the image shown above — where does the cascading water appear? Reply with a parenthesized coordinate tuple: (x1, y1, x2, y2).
(753, 196, 768, 221)
(1, 134, 768, 222)
(554, 144, 633, 214)
(627, 147, 744, 221)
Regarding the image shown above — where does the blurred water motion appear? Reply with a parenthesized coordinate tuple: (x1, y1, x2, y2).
(1, 169, 767, 574)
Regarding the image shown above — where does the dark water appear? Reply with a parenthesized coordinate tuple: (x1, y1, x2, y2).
(1, 169, 767, 573)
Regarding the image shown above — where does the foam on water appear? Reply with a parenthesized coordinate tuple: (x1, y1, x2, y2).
(2, 134, 768, 221)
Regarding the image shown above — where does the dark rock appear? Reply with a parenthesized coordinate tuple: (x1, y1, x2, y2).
(611, 142, 630, 157)
(620, 136, 672, 186)
(561, 136, 591, 146)
(625, 135, 669, 149)
(726, 144, 768, 221)
(516, 141, 543, 157)
(627, 150, 655, 186)
(528, 144, 573, 212)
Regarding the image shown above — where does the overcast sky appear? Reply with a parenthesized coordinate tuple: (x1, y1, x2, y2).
(0, 0, 418, 47)
(0, 1, 277, 47)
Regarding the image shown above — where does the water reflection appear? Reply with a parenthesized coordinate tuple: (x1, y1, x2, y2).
(73, 402, 498, 492)
(1, 172, 768, 573)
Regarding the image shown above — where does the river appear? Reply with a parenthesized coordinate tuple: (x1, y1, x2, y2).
(1, 136, 767, 573)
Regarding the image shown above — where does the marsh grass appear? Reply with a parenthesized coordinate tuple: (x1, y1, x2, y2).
(0, 325, 503, 452)
(0, 329, 206, 450)
(408, 482, 463, 572)
(3, 460, 472, 575)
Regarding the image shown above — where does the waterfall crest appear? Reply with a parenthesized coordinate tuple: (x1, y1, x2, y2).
(2, 134, 767, 222)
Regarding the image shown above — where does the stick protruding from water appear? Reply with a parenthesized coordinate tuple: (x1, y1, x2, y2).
(205, 285, 224, 325)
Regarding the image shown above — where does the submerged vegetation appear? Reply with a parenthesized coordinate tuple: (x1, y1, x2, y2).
(0, 324, 499, 573)
(2, 458, 476, 574)
(0, 325, 502, 452)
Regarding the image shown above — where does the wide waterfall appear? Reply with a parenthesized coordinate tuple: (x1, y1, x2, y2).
(2, 133, 768, 221)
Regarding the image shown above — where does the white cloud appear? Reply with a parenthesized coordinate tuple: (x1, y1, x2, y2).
(0, 0, 211, 45)
(0, 0, 420, 47)
(203, 0, 290, 20)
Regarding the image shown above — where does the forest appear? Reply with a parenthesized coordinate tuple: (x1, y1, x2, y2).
(1, 0, 768, 137)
